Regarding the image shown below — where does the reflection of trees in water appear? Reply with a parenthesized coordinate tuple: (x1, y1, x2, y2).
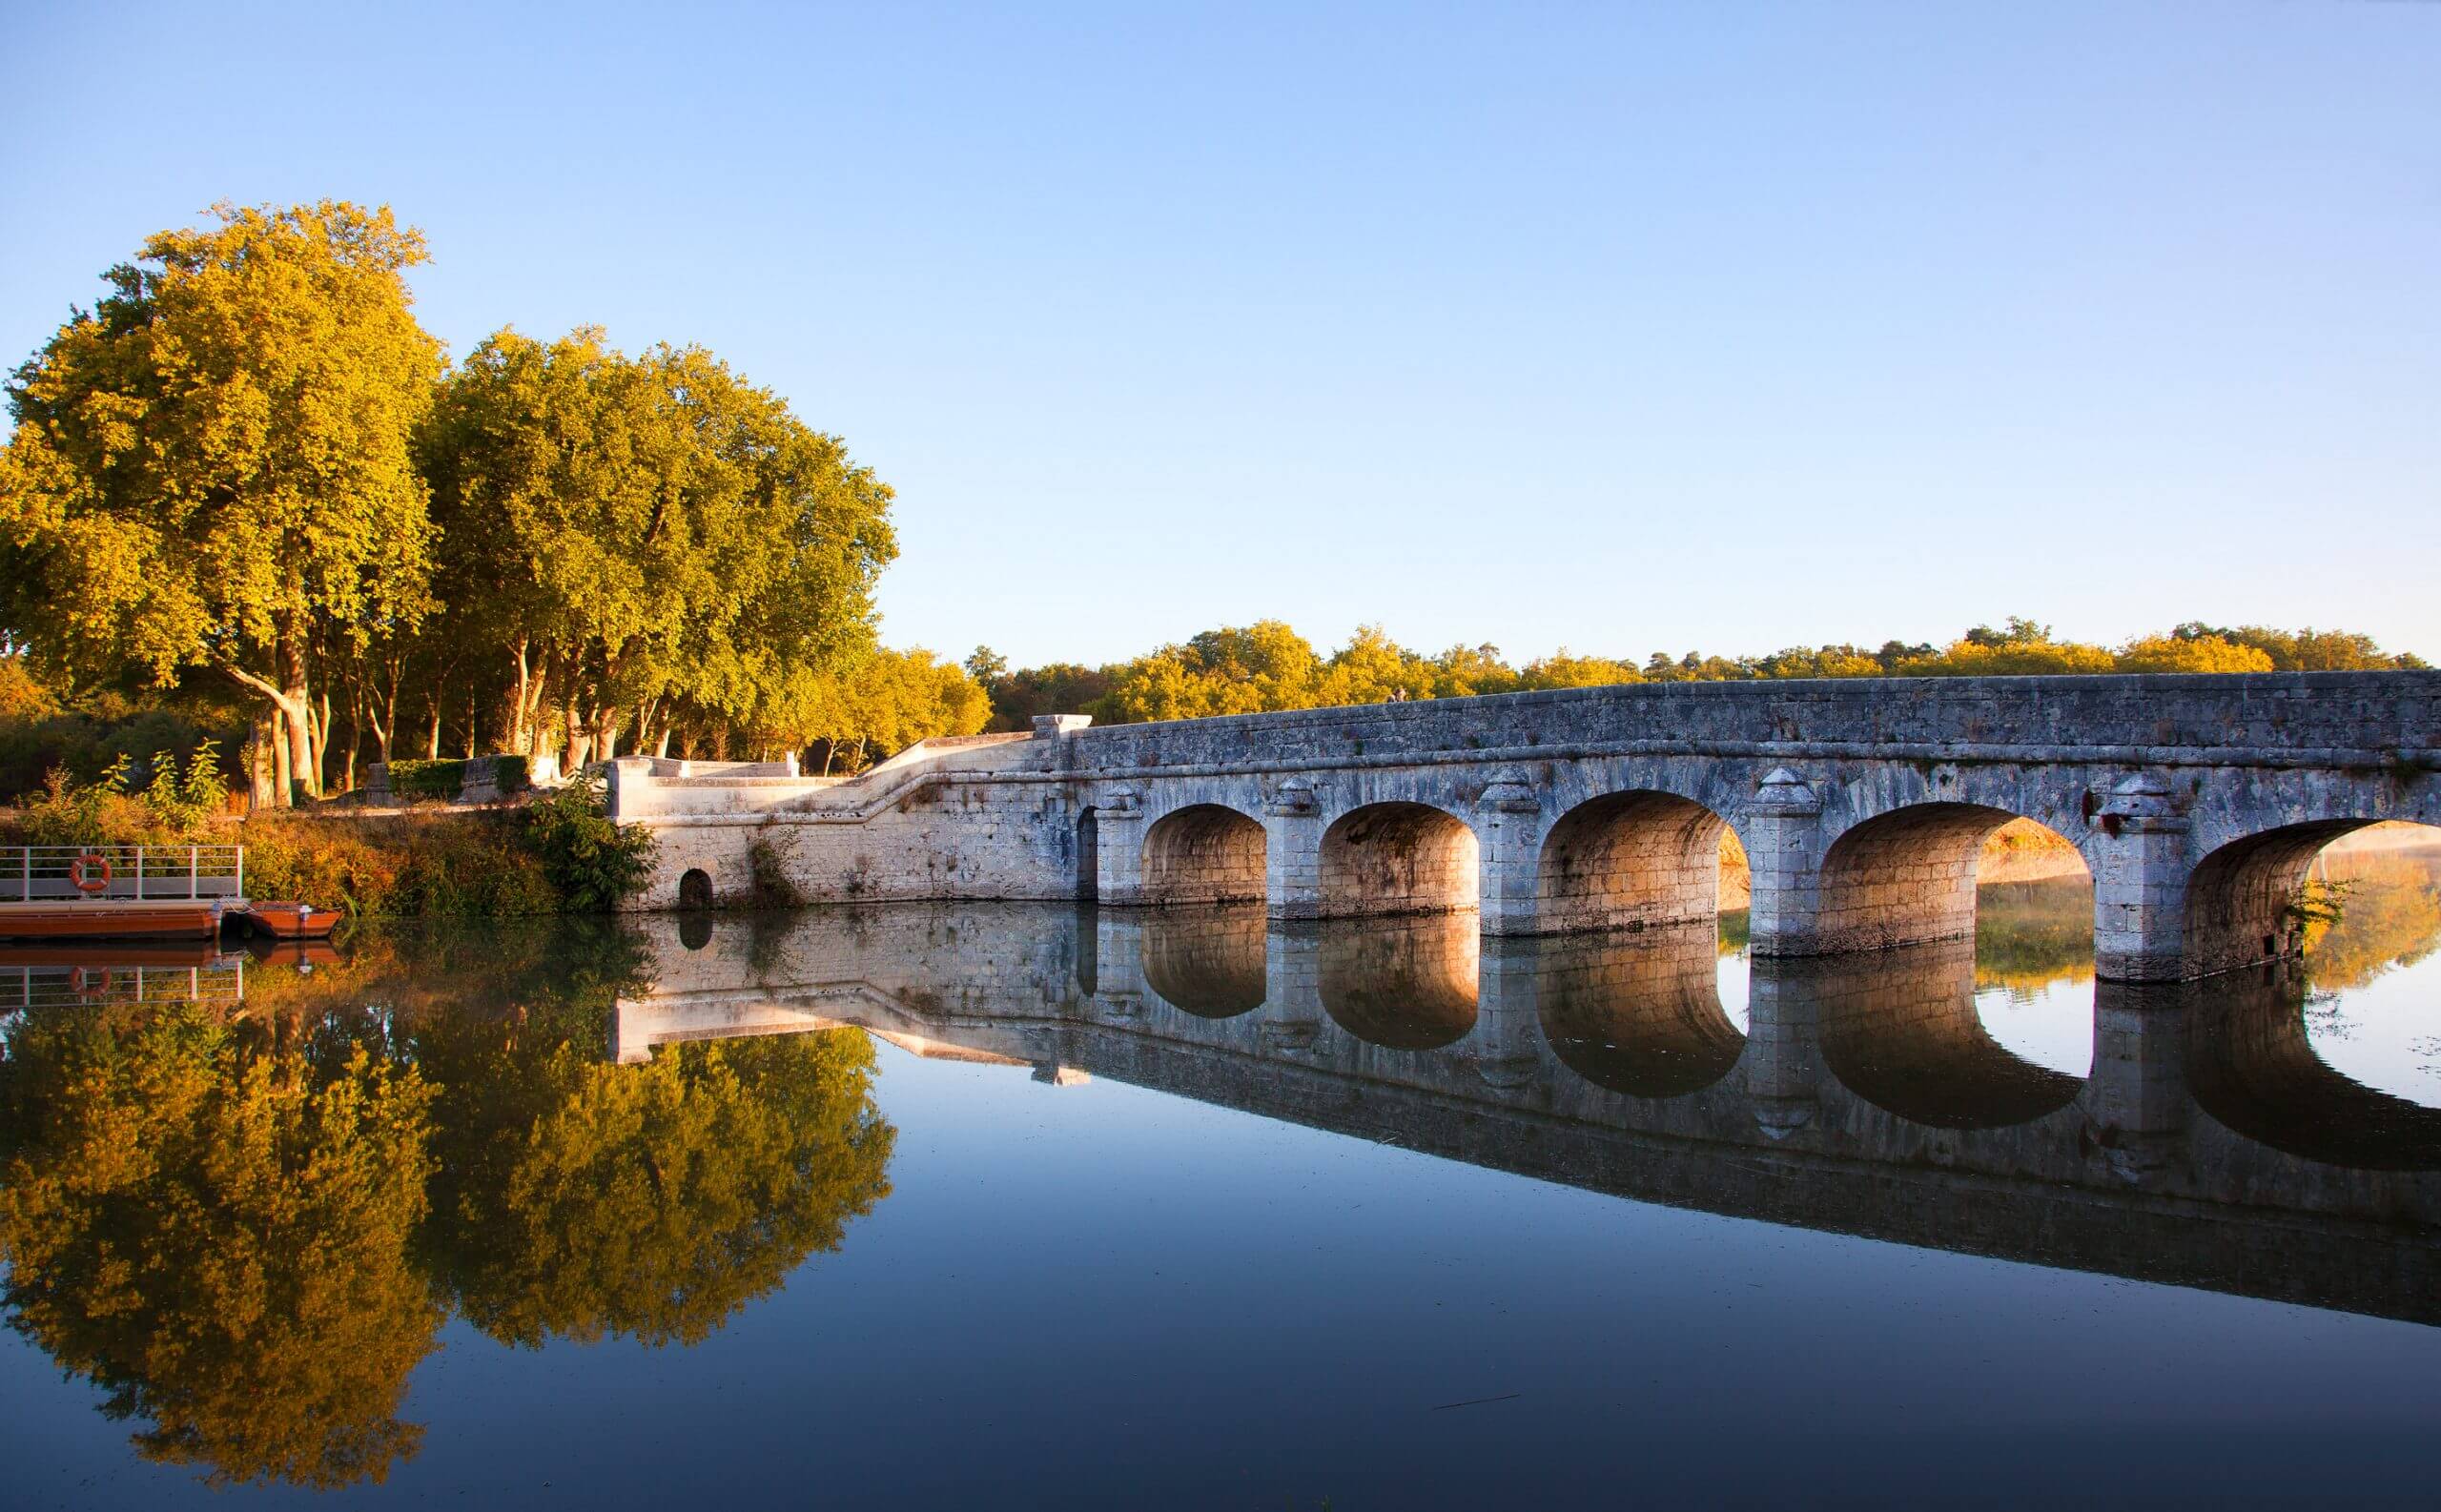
(0, 925, 897, 1489)
(2189, 961, 2441, 1171)
(1972, 878, 2094, 999)
(2302, 852, 2441, 997)
(0, 1004, 439, 1489)
(424, 1029, 893, 1349)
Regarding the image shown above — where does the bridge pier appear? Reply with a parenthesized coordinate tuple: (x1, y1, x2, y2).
(1093, 787, 1147, 906)
(1743, 768, 1827, 958)
(1476, 769, 1545, 936)
(2089, 775, 2192, 983)
(1264, 780, 1323, 921)
(1742, 956, 1825, 1138)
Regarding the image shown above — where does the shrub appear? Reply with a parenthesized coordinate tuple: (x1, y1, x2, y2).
(517, 774, 658, 912)
(748, 835, 807, 909)
(489, 755, 531, 794)
(238, 813, 559, 919)
(382, 760, 467, 801)
(6, 745, 226, 847)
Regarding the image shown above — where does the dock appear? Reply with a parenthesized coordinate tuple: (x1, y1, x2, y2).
(0, 845, 300, 942)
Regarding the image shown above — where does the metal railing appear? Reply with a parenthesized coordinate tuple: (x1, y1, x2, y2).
(0, 957, 247, 1011)
(0, 845, 245, 903)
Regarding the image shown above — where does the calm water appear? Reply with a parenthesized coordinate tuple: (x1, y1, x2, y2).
(3, 847, 2439, 1509)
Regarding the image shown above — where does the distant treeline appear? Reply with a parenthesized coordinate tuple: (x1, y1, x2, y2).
(969, 618, 2425, 730)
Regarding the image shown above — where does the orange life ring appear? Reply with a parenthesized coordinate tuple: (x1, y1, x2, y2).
(69, 852, 112, 894)
(70, 966, 113, 997)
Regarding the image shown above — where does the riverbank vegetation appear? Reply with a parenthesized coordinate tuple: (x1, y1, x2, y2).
(970, 617, 2426, 729)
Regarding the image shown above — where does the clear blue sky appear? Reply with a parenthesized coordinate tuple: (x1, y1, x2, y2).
(6, 2, 2435, 667)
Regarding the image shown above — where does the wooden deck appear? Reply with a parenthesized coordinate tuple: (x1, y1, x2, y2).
(0, 899, 230, 941)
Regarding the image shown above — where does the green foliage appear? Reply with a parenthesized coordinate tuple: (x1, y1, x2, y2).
(749, 834, 808, 909)
(8, 743, 226, 846)
(0, 201, 442, 799)
(381, 759, 465, 800)
(517, 774, 658, 912)
(490, 754, 530, 793)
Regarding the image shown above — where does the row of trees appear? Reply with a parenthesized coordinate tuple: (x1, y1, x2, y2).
(970, 617, 2426, 729)
(0, 201, 985, 805)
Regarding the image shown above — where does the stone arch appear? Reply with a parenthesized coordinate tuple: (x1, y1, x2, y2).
(1815, 803, 2091, 954)
(677, 868, 714, 909)
(1141, 804, 1266, 906)
(2181, 819, 2431, 980)
(1816, 939, 2083, 1130)
(1318, 802, 1480, 917)
(1319, 915, 1479, 1050)
(1536, 789, 1734, 935)
(1537, 920, 1744, 1097)
(1142, 906, 1268, 1018)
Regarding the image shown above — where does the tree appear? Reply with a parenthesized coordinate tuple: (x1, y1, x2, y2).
(420, 330, 897, 767)
(0, 202, 442, 803)
(2115, 633, 2275, 674)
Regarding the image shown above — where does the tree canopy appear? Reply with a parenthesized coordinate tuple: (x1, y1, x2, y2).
(967, 616, 2424, 731)
(0, 201, 442, 799)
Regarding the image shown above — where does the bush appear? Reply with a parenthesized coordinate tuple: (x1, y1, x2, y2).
(382, 760, 467, 801)
(5, 745, 226, 847)
(517, 773, 658, 912)
(238, 813, 559, 919)
(489, 755, 530, 794)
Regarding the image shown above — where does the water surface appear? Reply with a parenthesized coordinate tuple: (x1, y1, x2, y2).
(4, 849, 2439, 1508)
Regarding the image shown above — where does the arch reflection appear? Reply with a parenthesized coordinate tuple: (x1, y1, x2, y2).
(1140, 905, 1268, 1018)
(2187, 962, 2441, 1172)
(1537, 920, 1744, 1097)
(1319, 913, 1480, 1049)
(1815, 938, 2084, 1130)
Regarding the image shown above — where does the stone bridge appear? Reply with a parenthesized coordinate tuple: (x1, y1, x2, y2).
(609, 671, 2441, 981)
(614, 904, 2441, 1326)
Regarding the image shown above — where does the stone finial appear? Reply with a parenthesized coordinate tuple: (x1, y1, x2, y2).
(1477, 766, 1541, 813)
(1752, 766, 1821, 816)
(1263, 776, 1320, 817)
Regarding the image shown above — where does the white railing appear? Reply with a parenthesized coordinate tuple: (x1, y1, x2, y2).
(0, 956, 247, 1011)
(0, 845, 245, 904)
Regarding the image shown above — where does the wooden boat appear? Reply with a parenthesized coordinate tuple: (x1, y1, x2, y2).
(241, 901, 341, 940)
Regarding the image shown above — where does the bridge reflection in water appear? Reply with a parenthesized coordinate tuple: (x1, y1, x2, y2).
(620, 901, 2441, 1327)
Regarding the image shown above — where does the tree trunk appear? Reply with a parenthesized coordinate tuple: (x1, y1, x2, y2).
(271, 704, 295, 805)
(279, 632, 318, 801)
(248, 712, 277, 808)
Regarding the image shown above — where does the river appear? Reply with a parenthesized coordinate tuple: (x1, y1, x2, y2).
(3, 847, 2438, 1507)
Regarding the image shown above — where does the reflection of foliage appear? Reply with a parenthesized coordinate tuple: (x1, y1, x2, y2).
(1716, 909, 1751, 955)
(2284, 877, 2354, 930)
(1973, 878, 2095, 999)
(428, 1031, 894, 1348)
(0, 1004, 438, 1488)
(0, 921, 895, 1491)
(2304, 855, 2441, 993)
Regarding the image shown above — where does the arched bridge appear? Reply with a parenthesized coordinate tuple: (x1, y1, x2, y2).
(610, 670, 2441, 982)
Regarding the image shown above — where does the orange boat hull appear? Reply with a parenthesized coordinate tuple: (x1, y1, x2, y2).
(244, 902, 341, 940)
